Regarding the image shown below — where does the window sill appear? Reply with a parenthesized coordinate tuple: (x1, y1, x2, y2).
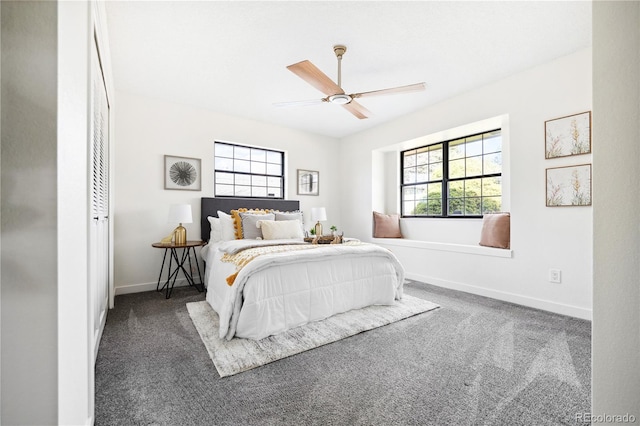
(371, 238, 512, 258)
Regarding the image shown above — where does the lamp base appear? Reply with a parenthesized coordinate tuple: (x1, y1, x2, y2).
(314, 221, 323, 237)
(174, 224, 187, 245)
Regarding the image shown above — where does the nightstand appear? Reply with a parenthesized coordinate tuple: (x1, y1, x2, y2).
(152, 240, 206, 298)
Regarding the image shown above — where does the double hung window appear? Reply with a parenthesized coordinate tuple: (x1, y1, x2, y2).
(401, 129, 502, 217)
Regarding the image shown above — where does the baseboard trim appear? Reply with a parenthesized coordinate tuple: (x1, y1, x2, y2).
(115, 278, 191, 296)
(406, 272, 592, 321)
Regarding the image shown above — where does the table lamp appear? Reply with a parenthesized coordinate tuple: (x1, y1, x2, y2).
(166, 204, 192, 245)
(311, 207, 327, 236)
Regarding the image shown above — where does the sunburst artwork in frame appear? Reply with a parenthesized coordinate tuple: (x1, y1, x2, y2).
(164, 155, 201, 191)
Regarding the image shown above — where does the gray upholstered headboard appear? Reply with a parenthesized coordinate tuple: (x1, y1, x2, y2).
(200, 197, 300, 241)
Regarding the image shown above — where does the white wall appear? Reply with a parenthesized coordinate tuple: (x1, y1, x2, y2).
(113, 92, 341, 294)
(340, 49, 593, 319)
(592, 1, 640, 418)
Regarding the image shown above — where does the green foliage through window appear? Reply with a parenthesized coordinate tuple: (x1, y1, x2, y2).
(401, 129, 502, 217)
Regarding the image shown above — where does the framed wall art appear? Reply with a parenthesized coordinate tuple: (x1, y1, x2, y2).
(297, 169, 319, 196)
(545, 111, 591, 159)
(546, 164, 591, 207)
(164, 155, 201, 191)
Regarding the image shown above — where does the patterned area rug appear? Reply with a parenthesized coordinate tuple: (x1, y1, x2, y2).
(187, 295, 439, 377)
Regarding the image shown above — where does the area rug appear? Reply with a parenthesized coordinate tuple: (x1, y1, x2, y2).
(187, 295, 439, 377)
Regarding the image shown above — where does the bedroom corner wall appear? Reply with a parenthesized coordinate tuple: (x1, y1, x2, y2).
(112, 93, 340, 295)
(340, 48, 593, 319)
(592, 0, 640, 417)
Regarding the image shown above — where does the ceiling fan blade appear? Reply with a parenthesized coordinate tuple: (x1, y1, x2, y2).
(273, 98, 326, 108)
(287, 60, 345, 97)
(342, 100, 371, 120)
(351, 82, 426, 99)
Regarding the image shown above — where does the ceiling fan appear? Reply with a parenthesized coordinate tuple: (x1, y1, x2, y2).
(275, 45, 426, 119)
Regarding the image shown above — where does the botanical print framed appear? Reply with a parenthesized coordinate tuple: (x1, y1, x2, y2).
(545, 111, 591, 159)
(546, 164, 591, 207)
(164, 155, 201, 191)
(297, 169, 319, 196)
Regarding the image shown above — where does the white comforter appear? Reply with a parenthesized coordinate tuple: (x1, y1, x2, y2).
(202, 239, 405, 340)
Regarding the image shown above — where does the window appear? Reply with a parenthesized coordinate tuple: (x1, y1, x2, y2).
(214, 141, 284, 198)
(401, 129, 502, 217)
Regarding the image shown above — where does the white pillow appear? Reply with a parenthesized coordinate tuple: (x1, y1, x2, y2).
(207, 216, 222, 243)
(258, 219, 304, 240)
(217, 211, 236, 241)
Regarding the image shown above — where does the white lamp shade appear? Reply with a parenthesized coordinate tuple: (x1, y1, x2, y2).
(168, 204, 192, 224)
(310, 207, 327, 222)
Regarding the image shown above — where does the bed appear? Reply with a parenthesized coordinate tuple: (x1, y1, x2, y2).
(200, 197, 405, 340)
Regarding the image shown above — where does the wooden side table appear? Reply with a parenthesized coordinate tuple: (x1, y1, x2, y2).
(152, 240, 206, 299)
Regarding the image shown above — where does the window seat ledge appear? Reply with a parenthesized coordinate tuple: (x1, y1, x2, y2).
(371, 238, 513, 258)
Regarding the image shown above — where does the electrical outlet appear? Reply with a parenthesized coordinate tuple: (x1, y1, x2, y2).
(549, 269, 561, 283)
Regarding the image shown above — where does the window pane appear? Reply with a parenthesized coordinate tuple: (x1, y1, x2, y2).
(267, 176, 281, 187)
(404, 151, 417, 167)
(466, 156, 483, 177)
(427, 199, 442, 215)
(215, 157, 233, 171)
(416, 165, 428, 182)
(215, 171, 233, 184)
(234, 159, 250, 173)
(449, 139, 465, 160)
(429, 162, 443, 180)
(482, 177, 502, 196)
(449, 158, 465, 178)
(252, 187, 267, 197)
(427, 182, 441, 200)
(216, 144, 233, 158)
(234, 146, 250, 160)
(235, 174, 250, 186)
(404, 200, 416, 215)
(251, 161, 266, 175)
(448, 198, 464, 215)
(448, 181, 464, 198)
(267, 187, 281, 198)
(216, 184, 233, 196)
(404, 167, 417, 184)
(251, 149, 266, 162)
(416, 149, 429, 166)
(403, 186, 416, 200)
(484, 132, 502, 153)
(266, 151, 281, 164)
(483, 153, 502, 174)
(464, 198, 481, 215)
(252, 175, 266, 186)
(466, 137, 483, 157)
(266, 163, 281, 175)
(234, 186, 251, 196)
(465, 178, 481, 197)
(415, 184, 427, 201)
(482, 196, 502, 213)
(429, 145, 443, 162)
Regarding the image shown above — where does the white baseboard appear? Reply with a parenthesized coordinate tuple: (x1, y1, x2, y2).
(115, 278, 191, 296)
(406, 272, 592, 321)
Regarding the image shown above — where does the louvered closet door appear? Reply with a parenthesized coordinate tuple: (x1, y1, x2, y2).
(89, 37, 110, 359)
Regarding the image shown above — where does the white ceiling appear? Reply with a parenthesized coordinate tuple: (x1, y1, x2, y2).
(104, 1, 592, 139)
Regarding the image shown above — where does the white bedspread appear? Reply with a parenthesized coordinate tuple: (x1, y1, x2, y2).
(203, 239, 405, 340)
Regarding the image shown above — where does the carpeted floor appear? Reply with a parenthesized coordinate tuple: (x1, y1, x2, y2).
(95, 280, 591, 426)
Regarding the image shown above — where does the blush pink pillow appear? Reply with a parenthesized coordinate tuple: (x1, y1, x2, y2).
(479, 212, 510, 249)
(373, 211, 403, 238)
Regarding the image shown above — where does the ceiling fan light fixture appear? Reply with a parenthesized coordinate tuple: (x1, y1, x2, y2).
(328, 94, 352, 105)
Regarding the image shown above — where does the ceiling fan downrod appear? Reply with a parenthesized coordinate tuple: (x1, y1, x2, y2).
(330, 45, 352, 104)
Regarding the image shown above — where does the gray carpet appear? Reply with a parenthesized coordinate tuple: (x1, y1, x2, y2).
(187, 295, 439, 377)
(95, 280, 591, 425)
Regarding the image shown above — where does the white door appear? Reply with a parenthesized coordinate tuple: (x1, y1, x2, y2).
(89, 36, 110, 359)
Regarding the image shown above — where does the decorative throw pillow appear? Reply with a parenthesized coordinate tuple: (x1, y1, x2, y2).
(274, 211, 304, 233)
(240, 212, 275, 239)
(372, 211, 403, 238)
(207, 216, 222, 243)
(230, 208, 270, 239)
(259, 219, 305, 240)
(479, 212, 510, 249)
(217, 211, 236, 242)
